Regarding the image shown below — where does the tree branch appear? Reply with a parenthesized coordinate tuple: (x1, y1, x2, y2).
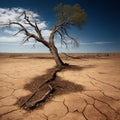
(8, 21, 49, 48)
(23, 11, 44, 40)
(21, 36, 31, 44)
(56, 30, 68, 48)
(49, 22, 68, 45)
(9, 22, 28, 33)
(23, 11, 35, 28)
(22, 11, 49, 47)
(60, 26, 79, 47)
(13, 28, 24, 36)
(50, 21, 79, 48)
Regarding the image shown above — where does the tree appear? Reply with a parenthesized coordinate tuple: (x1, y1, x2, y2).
(2, 3, 86, 68)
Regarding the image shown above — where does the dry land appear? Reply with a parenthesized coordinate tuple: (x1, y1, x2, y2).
(0, 53, 120, 120)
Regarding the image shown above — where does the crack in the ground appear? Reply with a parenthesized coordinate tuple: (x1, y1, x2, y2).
(0, 87, 22, 118)
(0, 104, 15, 108)
(0, 73, 17, 79)
(93, 100, 108, 120)
(0, 84, 23, 101)
(0, 88, 15, 100)
(0, 85, 14, 90)
(82, 96, 108, 120)
(87, 74, 120, 91)
(82, 99, 89, 120)
(62, 99, 69, 116)
(100, 90, 120, 101)
(90, 81, 120, 101)
(90, 81, 102, 90)
(0, 79, 14, 86)
(42, 113, 49, 120)
(82, 93, 120, 117)
(0, 64, 83, 119)
(1, 64, 119, 120)
(0, 108, 20, 118)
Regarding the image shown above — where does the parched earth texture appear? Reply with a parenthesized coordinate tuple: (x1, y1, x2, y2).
(0, 54, 120, 120)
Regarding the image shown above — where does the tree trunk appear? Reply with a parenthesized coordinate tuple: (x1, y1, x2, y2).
(49, 44, 65, 68)
(49, 28, 69, 68)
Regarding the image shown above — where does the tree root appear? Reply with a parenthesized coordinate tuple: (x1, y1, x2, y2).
(62, 52, 80, 59)
(24, 84, 54, 110)
(20, 65, 68, 110)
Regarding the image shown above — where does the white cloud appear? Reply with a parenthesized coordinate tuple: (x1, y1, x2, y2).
(0, 35, 42, 47)
(0, 8, 47, 29)
(0, 36, 21, 42)
(0, 8, 18, 23)
(37, 22, 47, 29)
(0, 7, 51, 43)
(41, 30, 51, 41)
(4, 29, 17, 34)
(0, 42, 18, 45)
(0, 8, 39, 24)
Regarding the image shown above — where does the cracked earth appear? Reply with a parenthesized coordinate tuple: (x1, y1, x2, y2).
(0, 54, 120, 120)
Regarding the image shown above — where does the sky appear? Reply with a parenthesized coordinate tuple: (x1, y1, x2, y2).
(0, 0, 120, 53)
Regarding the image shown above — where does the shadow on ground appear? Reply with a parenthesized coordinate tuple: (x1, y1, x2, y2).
(16, 64, 96, 110)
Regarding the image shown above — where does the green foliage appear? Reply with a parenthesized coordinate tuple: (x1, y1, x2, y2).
(54, 3, 87, 27)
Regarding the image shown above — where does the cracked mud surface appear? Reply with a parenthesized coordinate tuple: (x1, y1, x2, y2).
(0, 54, 120, 120)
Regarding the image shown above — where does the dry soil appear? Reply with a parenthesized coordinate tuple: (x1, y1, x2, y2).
(0, 53, 120, 120)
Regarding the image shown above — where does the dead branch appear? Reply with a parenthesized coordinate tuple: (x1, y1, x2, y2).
(13, 28, 24, 36)
(49, 21, 79, 47)
(60, 26, 79, 47)
(56, 30, 68, 48)
(49, 22, 68, 44)
(23, 11, 35, 28)
(9, 21, 49, 47)
(22, 36, 32, 44)
(23, 11, 46, 44)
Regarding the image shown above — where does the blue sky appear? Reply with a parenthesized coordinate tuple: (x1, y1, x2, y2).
(0, 0, 120, 53)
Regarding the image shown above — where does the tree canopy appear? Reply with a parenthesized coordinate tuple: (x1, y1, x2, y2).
(53, 3, 87, 47)
(54, 3, 86, 27)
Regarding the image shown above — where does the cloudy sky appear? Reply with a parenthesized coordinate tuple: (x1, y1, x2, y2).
(0, 0, 120, 53)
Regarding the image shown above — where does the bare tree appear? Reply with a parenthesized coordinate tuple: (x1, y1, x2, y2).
(2, 3, 86, 68)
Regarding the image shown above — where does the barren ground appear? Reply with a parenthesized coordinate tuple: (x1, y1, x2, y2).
(0, 53, 120, 120)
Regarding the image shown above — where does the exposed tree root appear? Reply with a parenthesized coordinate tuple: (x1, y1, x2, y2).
(24, 84, 54, 110)
(20, 66, 66, 110)
(62, 52, 80, 59)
